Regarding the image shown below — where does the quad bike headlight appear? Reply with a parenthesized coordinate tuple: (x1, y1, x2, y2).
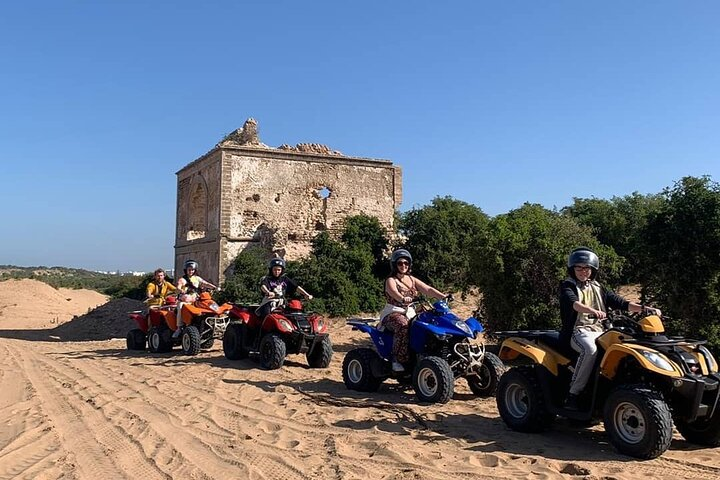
(641, 350, 676, 372)
(454, 320, 472, 335)
(278, 319, 294, 332)
(698, 345, 719, 373)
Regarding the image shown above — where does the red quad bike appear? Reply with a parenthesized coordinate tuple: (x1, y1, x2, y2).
(223, 299, 333, 370)
(127, 292, 232, 355)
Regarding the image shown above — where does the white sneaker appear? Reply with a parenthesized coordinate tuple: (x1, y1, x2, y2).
(391, 361, 405, 372)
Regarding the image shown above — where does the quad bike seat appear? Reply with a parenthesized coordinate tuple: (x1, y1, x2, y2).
(537, 331, 579, 361)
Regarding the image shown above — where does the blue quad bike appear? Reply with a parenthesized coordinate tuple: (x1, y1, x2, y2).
(342, 298, 505, 403)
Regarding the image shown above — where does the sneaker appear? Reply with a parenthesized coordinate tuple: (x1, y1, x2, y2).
(564, 393, 581, 411)
(391, 361, 405, 373)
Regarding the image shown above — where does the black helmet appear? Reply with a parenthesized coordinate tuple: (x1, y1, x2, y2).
(184, 259, 198, 272)
(268, 257, 286, 273)
(390, 249, 412, 273)
(567, 247, 599, 280)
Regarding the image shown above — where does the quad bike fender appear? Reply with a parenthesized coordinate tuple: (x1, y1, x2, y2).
(465, 317, 485, 335)
(347, 320, 376, 335)
(498, 338, 569, 376)
(600, 344, 683, 379)
(129, 312, 149, 332)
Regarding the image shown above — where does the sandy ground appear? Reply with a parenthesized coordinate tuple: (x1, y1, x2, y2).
(0, 279, 718, 479)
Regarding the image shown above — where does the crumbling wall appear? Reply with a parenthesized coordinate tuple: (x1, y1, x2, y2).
(176, 120, 401, 284)
(218, 150, 400, 275)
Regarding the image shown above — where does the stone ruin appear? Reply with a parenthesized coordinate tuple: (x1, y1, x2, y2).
(175, 119, 402, 284)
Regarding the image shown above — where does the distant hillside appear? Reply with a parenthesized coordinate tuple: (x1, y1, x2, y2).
(0, 265, 151, 299)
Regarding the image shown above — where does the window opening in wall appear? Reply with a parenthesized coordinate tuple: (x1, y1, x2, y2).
(315, 186, 331, 199)
(187, 181, 207, 241)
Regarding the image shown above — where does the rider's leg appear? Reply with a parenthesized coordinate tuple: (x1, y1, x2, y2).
(565, 328, 602, 408)
(383, 313, 410, 371)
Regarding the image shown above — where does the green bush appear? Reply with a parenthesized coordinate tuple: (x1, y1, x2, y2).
(291, 215, 389, 316)
(562, 192, 663, 283)
(641, 176, 720, 351)
(219, 248, 268, 304)
(471, 203, 622, 334)
(220, 215, 390, 317)
(399, 196, 489, 293)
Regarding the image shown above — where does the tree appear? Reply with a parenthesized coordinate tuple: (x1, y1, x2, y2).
(221, 215, 390, 317)
(562, 193, 663, 282)
(471, 203, 622, 333)
(399, 197, 489, 292)
(641, 176, 720, 350)
(219, 248, 268, 304)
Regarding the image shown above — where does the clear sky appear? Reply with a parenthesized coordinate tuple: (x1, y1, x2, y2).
(1, 1, 718, 272)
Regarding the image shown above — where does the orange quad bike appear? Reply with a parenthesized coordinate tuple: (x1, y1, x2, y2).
(127, 291, 232, 355)
(223, 298, 333, 370)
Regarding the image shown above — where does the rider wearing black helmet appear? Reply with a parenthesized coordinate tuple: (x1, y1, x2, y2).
(257, 257, 313, 320)
(560, 247, 661, 409)
(380, 248, 448, 372)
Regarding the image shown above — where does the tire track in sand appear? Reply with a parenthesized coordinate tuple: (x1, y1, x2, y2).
(6, 341, 170, 480)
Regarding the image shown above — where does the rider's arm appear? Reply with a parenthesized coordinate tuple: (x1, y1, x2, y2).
(628, 302, 662, 316)
(146, 283, 154, 299)
(413, 278, 447, 300)
(385, 278, 410, 304)
(199, 277, 217, 290)
(296, 286, 313, 300)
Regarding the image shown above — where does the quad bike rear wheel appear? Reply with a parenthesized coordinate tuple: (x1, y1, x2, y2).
(496, 366, 555, 432)
(467, 352, 505, 397)
(413, 356, 454, 404)
(342, 348, 382, 392)
(603, 384, 673, 459)
(259, 334, 286, 370)
(675, 409, 720, 446)
(223, 323, 248, 360)
(181, 326, 202, 356)
(306, 336, 333, 368)
(126, 329, 146, 351)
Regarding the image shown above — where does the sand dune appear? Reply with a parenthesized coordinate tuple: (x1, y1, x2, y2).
(0, 279, 718, 479)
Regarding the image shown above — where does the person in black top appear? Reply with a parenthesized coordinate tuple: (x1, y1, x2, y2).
(256, 257, 312, 320)
(560, 247, 661, 409)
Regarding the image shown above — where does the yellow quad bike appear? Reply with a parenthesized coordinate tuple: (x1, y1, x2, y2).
(495, 311, 720, 459)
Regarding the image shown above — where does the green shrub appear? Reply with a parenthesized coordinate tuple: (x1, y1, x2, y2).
(399, 196, 489, 293)
(471, 203, 622, 334)
(641, 176, 720, 352)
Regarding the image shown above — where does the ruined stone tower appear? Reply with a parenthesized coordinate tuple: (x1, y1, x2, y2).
(175, 119, 402, 284)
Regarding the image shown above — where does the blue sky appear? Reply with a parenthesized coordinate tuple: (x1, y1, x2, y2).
(1, 1, 718, 271)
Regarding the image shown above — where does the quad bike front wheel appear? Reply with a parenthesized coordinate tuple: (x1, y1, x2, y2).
(148, 327, 172, 353)
(126, 329, 146, 351)
(259, 334, 286, 370)
(603, 384, 673, 459)
(223, 323, 248, 360)
(496, 366, 555, 432)
(467, 352, 505, 397)
(675, 409, 720, 446)
(181, 326, 202, 356)
(342, 348, 382, 392)
(306, 336, 333, 368)
(413, 356, 454, 404)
